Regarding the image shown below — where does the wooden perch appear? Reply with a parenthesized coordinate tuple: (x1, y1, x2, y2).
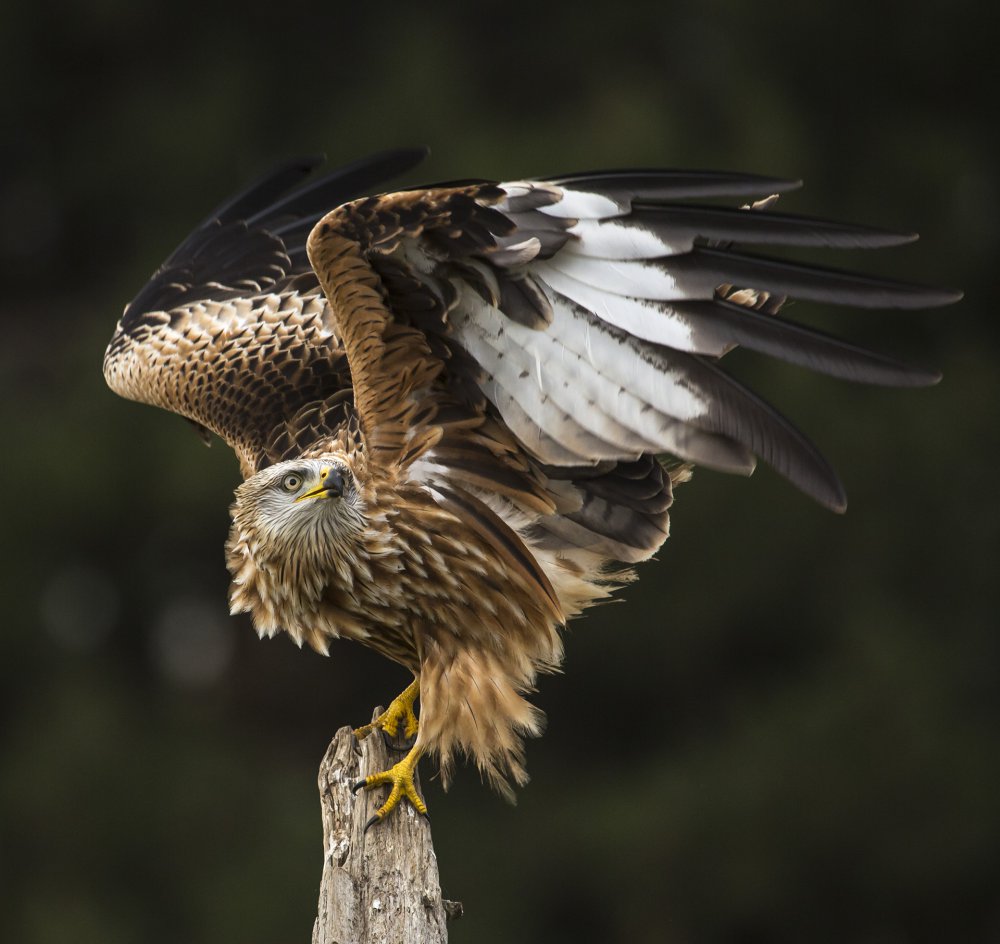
(312, 710, 462, 944)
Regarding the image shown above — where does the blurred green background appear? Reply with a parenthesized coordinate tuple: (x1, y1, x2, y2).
(1, 2, 996, 942)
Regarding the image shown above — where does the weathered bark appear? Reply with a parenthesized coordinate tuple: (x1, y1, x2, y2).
(312, 710, 462, 944)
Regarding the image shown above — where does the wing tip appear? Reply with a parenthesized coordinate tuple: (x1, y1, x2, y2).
(770, 176, 804, 193)
(895, 285, 964, 309)
(908, 364, 944, 387)
(854, 226, 921, 248)
(854, 228, 920, 249)
(808, 473, 848, 514)
(346, 145, 430, 181)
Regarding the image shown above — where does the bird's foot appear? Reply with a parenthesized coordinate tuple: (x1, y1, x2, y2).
(352, 744, 427, 830)
(354, 678, 420, 748)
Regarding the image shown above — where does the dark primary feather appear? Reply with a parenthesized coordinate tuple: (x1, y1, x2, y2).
(679, 351, 848, 511)
(243, 148, 430, 230)
(123, 148, 428, 326)
(667, 299, 942, 386)
(206, 157, 324, 228)
(628, 203, 919, 248)
(667, 247, 964, 310)
(547, 168, 804, 201)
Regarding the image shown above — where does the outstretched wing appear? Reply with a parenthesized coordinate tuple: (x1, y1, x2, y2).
(305, 170, 959, 530)
(107, 153, 959, 568)
(103, 148, 428, 476)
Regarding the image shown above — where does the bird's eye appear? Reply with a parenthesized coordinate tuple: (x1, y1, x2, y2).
(281, 473, 302, 492)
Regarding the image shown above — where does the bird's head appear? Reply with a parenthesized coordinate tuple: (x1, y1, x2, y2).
(229, 455, 366, 556)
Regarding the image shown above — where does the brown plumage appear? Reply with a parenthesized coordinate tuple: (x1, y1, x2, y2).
(104, 148, 959, 802)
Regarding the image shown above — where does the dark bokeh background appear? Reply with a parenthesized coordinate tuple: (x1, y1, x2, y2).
(2, 2, 996, 942)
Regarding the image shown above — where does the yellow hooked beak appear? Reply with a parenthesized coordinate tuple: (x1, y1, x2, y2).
(295, 466, 345, 502)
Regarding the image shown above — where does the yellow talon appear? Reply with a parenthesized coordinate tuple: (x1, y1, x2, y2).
(352, 744, 427, 828)
(354, 678, 420, 741)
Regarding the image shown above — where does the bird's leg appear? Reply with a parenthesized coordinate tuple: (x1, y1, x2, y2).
(353, 677, 420, 744)
(352, 678, 427, 825)
(352, 742, 427, 830)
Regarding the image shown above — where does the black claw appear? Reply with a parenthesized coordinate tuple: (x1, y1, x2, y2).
(351, 779, 367, 795)
(363, 814, 381, 834)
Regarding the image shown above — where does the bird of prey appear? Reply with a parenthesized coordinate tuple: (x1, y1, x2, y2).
(104, 148, 959, 826)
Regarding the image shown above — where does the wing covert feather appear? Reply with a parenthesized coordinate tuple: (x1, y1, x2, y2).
(104, 149, 427, 475)
(306, 172, 956, 514)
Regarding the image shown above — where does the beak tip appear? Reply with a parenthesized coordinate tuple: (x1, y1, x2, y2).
(323, 468, 345, 497)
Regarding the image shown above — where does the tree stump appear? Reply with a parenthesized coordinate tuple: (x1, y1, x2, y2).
(312, 709, 462, 944)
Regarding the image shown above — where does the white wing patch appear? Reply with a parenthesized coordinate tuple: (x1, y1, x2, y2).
(446, 278, 758, 475)
(534, 262, 699, 352)
(537, 189, 625, 220)
(541, 254, 682, 300)
(565, 218, 693, 259)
